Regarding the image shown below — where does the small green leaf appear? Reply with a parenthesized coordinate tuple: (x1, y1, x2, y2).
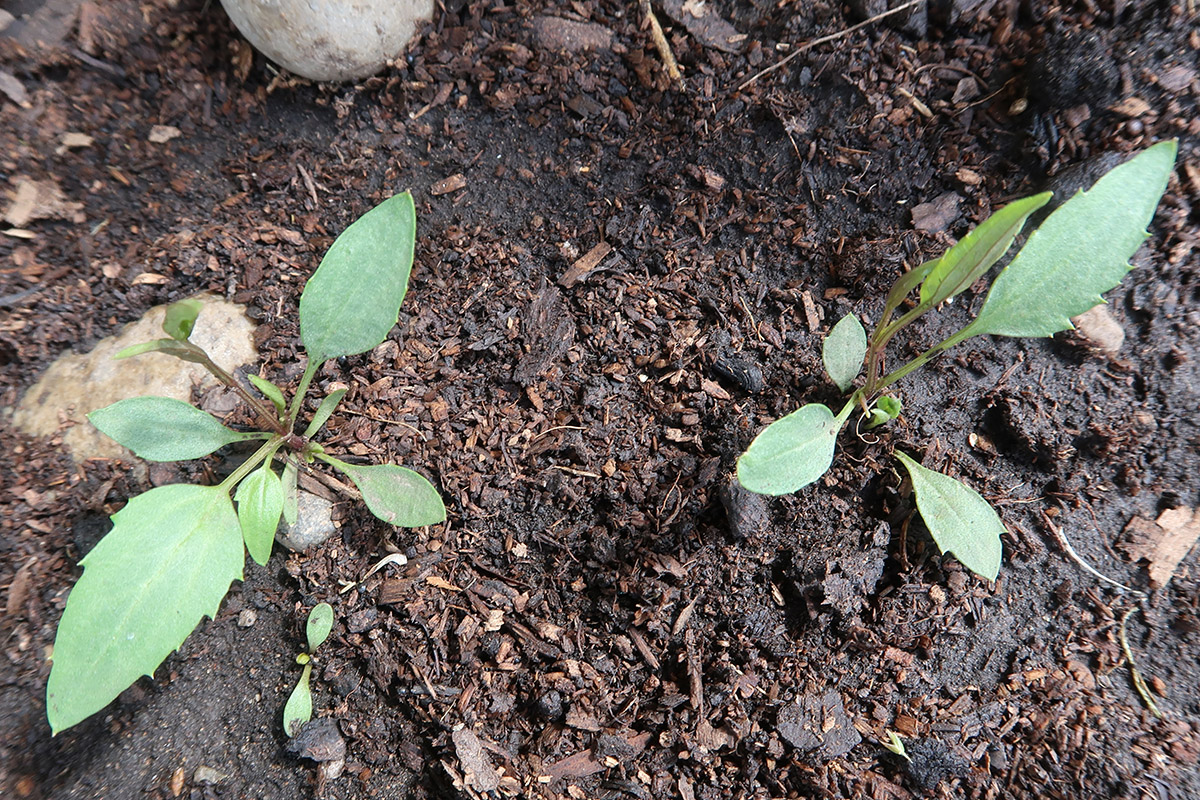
(303, 388, 348, 438)
(919, 192, 1052, 307)
(965, 141, 1177, 339)
(319, 455, 446, 527)
(162, 299, 204, 341)
(89, 397, 255, 462)
(282, 461, 299, 526)
(864, 395, 902, 431)
(248, 375, 287, 416)
(114, 338, 209, 365)
(894, 451, 1003, 582)
(282, 663, 313, 737)
(737, 402, 851, 496)
(235, 465, 284, 566)
(822, 313, 867, 392)
(306, 603, 334, 652)
(299, 193, 417, 364)
(47, 484, 244, 733)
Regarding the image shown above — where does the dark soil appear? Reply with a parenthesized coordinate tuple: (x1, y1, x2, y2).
(3, 1, 1199, 798)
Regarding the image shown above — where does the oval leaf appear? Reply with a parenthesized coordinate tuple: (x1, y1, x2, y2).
(965, 141, 1176, 339)
(47, 484, 244, 733)
(894, 451, 1003, 582)
(282, 663, 313, 737)
(303, 388, 348, 438)
(89, 397, 253, 462)
(319, 456, 446, 527)
(919, 191, 1052, 307)
(299, 193, 417, 364)
(248, 374, 287, 416)
(306, 603, 334, 652)
(235, 465, 284, 566)
(162, 299, 203, 341)
(822, 313, 867, 392)
(737, 403, 849, 496)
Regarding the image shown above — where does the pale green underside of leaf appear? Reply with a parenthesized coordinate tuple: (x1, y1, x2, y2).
(283, 663, 313, 737)
(47, 484, 244, 733)
(299, 192, 417, 364)
(320, 455, 446, 527)
(89, 397, 253, 462)
(306, 603, 334, 652)
(895, 451, 1003, 582)
(822, 313, 867, 392)
(737, 403, 848, 496)
(235, 465, 283, 566)
(919, 191, 1051, 307)
(965, 141, 1176, 339)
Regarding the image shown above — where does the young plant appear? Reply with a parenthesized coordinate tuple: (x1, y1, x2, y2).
(738, 142, 1177, 581)
(283, 602, 334, 737)
(46, 193, 446, 734)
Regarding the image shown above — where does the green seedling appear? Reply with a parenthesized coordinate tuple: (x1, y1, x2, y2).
(46, 193, 447, 734)
(738, 142, 1177, 581)
(283, 602, 334, 737)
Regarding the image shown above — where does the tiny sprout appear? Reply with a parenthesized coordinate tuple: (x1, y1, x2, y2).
(883, 730, 911, 762)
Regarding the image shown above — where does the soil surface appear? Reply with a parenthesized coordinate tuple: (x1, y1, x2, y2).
(2, 1, 1199, 798)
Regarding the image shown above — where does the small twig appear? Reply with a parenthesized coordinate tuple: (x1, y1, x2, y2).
(640, 0, 684, 90)
(1119, 608, 1164, 718)
(297, 163, 320, 209)
(1042, 512, 1144, 597)
(738, 0, 925, 91)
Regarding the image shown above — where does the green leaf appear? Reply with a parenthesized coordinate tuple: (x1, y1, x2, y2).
(89, 397, 256, 462)
(248, 375, 287, 416)
(919, 191, 1052, 307)
(319, 455, 446, 527)
(737, 402, 851, 496)
(303, 388, 348, 438)
(306, 603, 334, 652)
(282, 461, 299, 526)
(964, 141, 1176, 339)
(894, 451, 1003, 582)
(114, 338, 209, 365)
(235, 465, 283, 566)
(46, 484, 244, 733)
(822, 313, 867, 392)
(299, 193, 417, 364)
(282, 662, 313, 737)
(162, 299, 203, 341)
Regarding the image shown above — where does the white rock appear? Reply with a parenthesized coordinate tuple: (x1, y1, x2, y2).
(276, 491, 338, 551)
(219, 0, 433, 82)
(11, 294, 257, 462)
(1071, 304, 1125, 356)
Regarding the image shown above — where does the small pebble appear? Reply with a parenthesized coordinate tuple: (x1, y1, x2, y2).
(237, 609, 257, 628)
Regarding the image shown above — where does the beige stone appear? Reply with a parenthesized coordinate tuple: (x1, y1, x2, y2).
(12, 294, 257, 462)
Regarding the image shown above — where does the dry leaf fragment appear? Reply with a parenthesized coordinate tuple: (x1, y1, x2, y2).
(451, 727, 501, 792)
(430, 173, 467, 196)
(1119, 506, 1200, 588)
(0, 69, 30, 108)
(4, 178, 86, 227)
(148, 125, 182, 144)
(1108, 96, 1152, 118)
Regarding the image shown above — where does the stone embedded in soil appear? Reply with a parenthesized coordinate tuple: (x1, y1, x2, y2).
(531, 16, 614, 53)
(287, 717, 346, 762)
(11, 294, 256, 463)
(275, 491, 337, 552)
(1071, 304, 1125, 356)
(777, 691, 861, 760)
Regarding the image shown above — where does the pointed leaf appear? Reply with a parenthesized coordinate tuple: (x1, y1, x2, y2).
(248, 374, 287, 416)
(89, 397, 255, 461)
(822, 313, 867, 392)
(894, 451, 1003, 581)
(235, 465, 283, 566)
(46, 484, 244, 733)
(162, 299, 203, 341)
(282, 461, 299, 525)
(919, 191, 1052, 307)
(965, 141, 1176, 339)
(737, 403, 850, 496)
(319, 455, 446, 527)
(299, 193, 417, 363)
(306, 603, 334, 652)
(282, 663, 313, 737)
(114, 337, 209, 365)
(303, 388, 348, 438)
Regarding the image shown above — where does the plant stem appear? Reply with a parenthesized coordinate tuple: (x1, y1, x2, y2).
(219, 437, 285, 492)
(872, 325, 977, 394)
(198, 354, 287, 434)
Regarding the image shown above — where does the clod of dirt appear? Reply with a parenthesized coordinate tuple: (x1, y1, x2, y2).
(531, 16, 614, 53)
(1027, 29, 1119, 114)
(776, 691, 861, 760)
(821, 523, 890, 618)
(711, 352, 764, 394)
(911, 192, 961, 233)
(286, 717, 346, 763)
(661, 0, 745, 54)
(899, 738, 971, 793)
(275, 491, 337, 551)
(721, 476, 770, 541)
(847, 0, 928, 36)
(451, 726, 501, 793)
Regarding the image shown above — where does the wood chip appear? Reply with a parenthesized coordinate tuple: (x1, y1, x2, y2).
(559, 241, 612, 288)
(430, 173, 467, 196)
(800, 290, 821, 331)
(0, 69, 29, 108)
(148, 125, 182, 143)
(5, 178, 85, 226)
(451, 727, 501, 793)
(911, 192, 961, 233)
(1108, 96, 1152, 118)
(1119, 506, 1200, 588)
